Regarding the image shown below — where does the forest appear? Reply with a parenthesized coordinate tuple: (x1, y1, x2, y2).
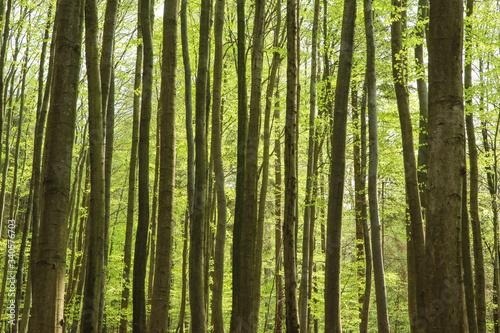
(0, 0, 497, 331)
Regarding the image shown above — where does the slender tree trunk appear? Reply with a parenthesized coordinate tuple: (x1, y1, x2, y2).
(253, 8, 282, 330)
(426, 0, 465, 330)
(240, 0, 266, 327)
(274, 85, 283, 333)
(133, 0, 154, 329)
(0, 0, 12, 200)
(81, 0, 106, 329)
(462, 171, 477, 333)
(177, 0, 193, 329)
(119, 13, 142, 333)
(464, 1, 486, 331)
(390, 1, 427, 327)
(149, 0, 178, 330)
(324, 0, 356, 331)
(99, 0, 119, 328)
(365, 1, 390, 331)
(415, 0, 429, 215)
(284, 0, 300, 329)
(229, 0, 247, 325)
(12, 42, 28, 333)
(358, 81, 372, 333)
(30, 0, 84, 330)
(211, 0, 227, 329)
(21, 9, 55, 332)
(299, 0, 319, 328)
(190, 0, 212, 326)
(147, 101, 160, 330)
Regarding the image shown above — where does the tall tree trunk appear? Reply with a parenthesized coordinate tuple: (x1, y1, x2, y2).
(99, 0, 119, 328)
(211, 0, 227, 329)
(415, 0, 429, 215)
(12, 41, 28, 333)
(274, 85, 283, 333)
(324, 0, 356, 331)
(229, 0, 247, 325)
(30, 0, 84, 330)
(253, 6, 282, 330)
(81, 0, 106, 329)
(133, 0, 154, 329)
(0, 0, 12, 198)
(426, 0, 465, 330)
(190, 0, 211, 326)
(390, 1, 427, 326)
(284, 0, 300, 329)
(178, 0, 193, 329)
(462, 171, 477, 333)
(149, 0, 178, 330)
(464, 1, 486, 331)
(365, 1, 390, 331)
(21, 9, 55, 331)
(299, 0, 319, 328)
(240, 0, 266, 327)
(119, 12, 142, 333)
(357, 81, 372, 333)
(147, 97, 160, 330)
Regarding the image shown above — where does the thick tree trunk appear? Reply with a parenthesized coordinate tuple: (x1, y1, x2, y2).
(324, 0, 356, 331)
(30, 0, 84, 330)
(149, 0, 178, 330)
(426, 0, 465, 330)
(390, 1, 427, 327)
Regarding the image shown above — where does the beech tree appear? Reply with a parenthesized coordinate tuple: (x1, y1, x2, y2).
(426, 0, 465, 330)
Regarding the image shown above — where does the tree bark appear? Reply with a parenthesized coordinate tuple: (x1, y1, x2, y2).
(149, 0, 178, 330)
(274, 85, 283, 333)
(240, 0, 266, 327)
(133, 0, 154, 329)
(464, 1, 486, 331)
(299, 0, 319, 328)
(119, 12, 142, 333)
(426, 0, 465, 330)
(365, 2, 390, 331)
(30, 0, 84, 330)
(390, 1, 427, 327)
(324, 0, 356, 331)
(462, 171, 477, 333)
(81, 0, 106, 329)
(415, 0, 429, 215)
(284, 0, 300, 330)
(211, 0, 227, 329)
(229, 0, 247, 326)
(177, 0, 193, 330)
(190, 0, 212, 326)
